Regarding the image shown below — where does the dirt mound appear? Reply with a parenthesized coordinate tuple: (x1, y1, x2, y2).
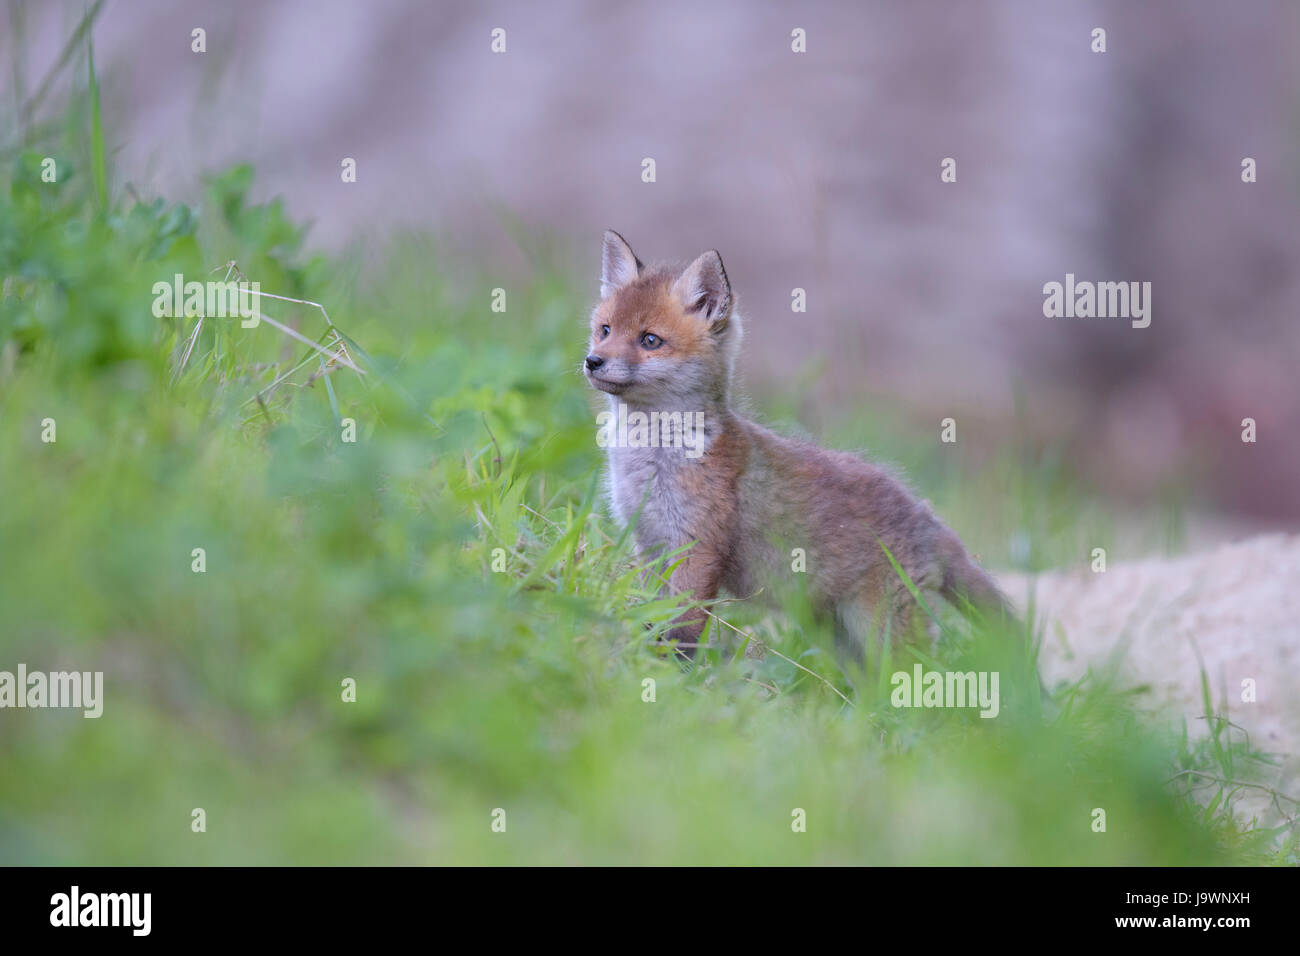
(998, 534, 1300, 827)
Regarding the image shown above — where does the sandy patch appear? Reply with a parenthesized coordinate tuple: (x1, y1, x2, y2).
(997, 533, 1300, 828)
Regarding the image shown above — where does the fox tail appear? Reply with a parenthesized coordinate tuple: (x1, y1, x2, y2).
(939, 535, 1019, 633)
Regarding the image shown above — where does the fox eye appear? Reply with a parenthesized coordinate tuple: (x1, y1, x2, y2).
(641, 332, 662, 350)
(600, 325, 610, 338)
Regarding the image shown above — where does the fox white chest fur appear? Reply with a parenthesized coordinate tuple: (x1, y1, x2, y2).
(603, 398, 717, 556)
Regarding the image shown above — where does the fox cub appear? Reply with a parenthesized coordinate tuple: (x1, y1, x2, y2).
(584, 230, 1012, 658)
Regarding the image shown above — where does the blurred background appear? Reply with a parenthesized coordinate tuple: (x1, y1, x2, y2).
(8, 0, 1298, 527)
(1, 0, 1297, 866)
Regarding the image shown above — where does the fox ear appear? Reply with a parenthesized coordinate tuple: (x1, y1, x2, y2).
(672, 250, 732, 328)
(601, 230, 642, 299)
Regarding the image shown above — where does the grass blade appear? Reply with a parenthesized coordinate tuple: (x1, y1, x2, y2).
(87, 38, 107, 210)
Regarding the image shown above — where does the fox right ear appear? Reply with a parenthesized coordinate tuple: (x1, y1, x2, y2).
(601, 230, 642, 299)
(671, 250, 732, 329)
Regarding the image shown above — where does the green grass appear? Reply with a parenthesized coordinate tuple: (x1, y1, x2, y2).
(0, 38, 1295, 865)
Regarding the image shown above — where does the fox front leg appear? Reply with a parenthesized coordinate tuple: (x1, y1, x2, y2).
(657, 545, 723, 661)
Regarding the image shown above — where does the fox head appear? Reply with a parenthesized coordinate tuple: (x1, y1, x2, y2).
(583, 230, 741, 407)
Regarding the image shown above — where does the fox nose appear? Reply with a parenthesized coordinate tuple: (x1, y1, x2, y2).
(585, 354, 604, 370)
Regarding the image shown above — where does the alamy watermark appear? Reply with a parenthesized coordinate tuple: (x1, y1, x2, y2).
(891, 664, 1000, 718)
(50, 886, 150, 936)
(596, 401, 707, 459)
(1042, 273, 1151, 328)
(0, 665, 103, 718)
(152, 274, 261, 327)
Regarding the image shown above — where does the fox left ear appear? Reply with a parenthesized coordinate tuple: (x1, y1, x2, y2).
(601, 230, 643, 299)
(672, 250, 732, 329)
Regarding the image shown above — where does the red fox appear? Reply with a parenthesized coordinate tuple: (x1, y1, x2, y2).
(584, 230, 1014, 659)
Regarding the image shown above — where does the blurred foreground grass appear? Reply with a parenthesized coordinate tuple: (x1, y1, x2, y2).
(0, 45, 1294, 865)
